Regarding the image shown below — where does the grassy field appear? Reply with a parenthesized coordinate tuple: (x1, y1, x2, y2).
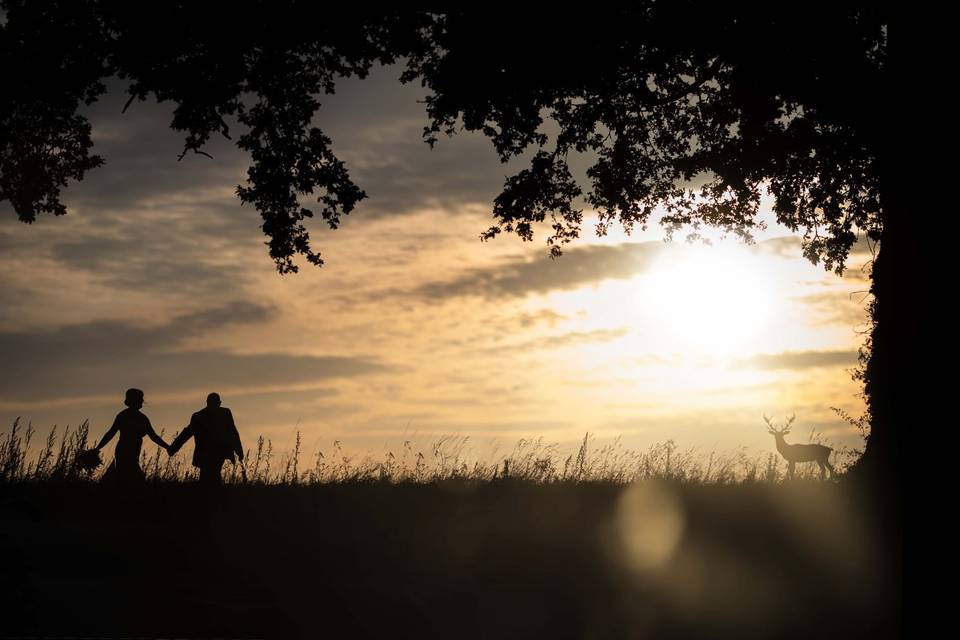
(0, 421, 899, 639)
(1, 418, 863, 484)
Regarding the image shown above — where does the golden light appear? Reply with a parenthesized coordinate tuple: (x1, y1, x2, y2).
(634, 243, 777, 357)
(614, 481, 685, 572)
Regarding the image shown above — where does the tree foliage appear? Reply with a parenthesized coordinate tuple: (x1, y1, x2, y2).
(2, 2, 432, 271)
(406, 6, 886, 273)
(1, 3, 885, 276)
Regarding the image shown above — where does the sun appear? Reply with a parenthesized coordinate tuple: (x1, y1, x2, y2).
(634, 243, 777, 357)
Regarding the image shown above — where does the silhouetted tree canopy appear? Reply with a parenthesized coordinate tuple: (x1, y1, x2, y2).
(2, 3, 885, 275)
(1, 3, 433, 271)
(1, 3, 909, 488)
(413, 7, 886, 277)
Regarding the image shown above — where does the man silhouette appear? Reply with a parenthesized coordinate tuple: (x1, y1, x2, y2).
(169, 392, 244, 484)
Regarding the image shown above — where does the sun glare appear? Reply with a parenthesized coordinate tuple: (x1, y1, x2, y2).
(634, 244, 776, 357)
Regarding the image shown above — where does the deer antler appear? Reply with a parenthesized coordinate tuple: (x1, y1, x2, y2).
(784, 414, 796, 434)
(763, 415, 795, 435)
(763, 415, 777, 434)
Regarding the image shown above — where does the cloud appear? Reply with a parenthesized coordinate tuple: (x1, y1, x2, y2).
(523, 327, 629, 350)
(0, 279, 34, 324)
(2, 197, 261, 299)
(414, 241, 667, 300)
(66, 88, 249, 215)
(733, 350, 859, 370)
(48, 213, 255, 294)
(480, 327, 629, 355)
(62, 69, 507, 225)
(0, 67, 514, 304)
(753, 235, 876, 264)
(0, 302, 386, 402)
(794, 291, 871, 327)
(517, 309, 567, 328)
(753, 236, 803, 258)
(312, 66, 512, 220)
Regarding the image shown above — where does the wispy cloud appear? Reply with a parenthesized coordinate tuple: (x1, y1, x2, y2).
(794, 291, 871, 326)
(479, 327, 629, 355)
(733, 350, 858, 370)
(413, 242, 666, 300)
(0, 303, 387, 402)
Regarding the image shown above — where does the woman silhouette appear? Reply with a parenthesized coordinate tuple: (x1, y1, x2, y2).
(94, 388, 170, 483)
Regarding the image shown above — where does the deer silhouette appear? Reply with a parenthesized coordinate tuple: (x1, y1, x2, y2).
(764, 415, 834, 480)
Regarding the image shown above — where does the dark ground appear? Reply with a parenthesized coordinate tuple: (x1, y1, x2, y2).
(0, 481, 900, 639)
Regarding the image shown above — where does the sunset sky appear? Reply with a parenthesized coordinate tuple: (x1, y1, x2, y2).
(0, 65, 873, 462)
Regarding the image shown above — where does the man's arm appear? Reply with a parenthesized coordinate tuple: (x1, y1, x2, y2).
(226, 408, 243, 462)
(167, 421, 195, 456)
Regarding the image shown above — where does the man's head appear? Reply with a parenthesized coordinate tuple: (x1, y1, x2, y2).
(206, 392, 222, 409)
(124, 388, 145, 409)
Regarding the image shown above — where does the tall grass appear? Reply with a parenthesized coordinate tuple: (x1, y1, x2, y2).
(0, 418, 93, 482)
(0, 419, 861, 485)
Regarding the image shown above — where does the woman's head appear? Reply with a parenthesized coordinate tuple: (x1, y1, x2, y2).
(124, 388, 145, 409)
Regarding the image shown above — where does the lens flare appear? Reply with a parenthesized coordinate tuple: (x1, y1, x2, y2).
(615, 481, 685, 572)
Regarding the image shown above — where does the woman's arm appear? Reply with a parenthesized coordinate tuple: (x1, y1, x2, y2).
(95, 416, 120, 450)
(95, 426, 118, 450)
(145, 419, 170, 450)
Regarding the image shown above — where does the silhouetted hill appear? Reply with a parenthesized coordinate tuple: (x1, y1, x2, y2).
(0, 480, 899, 639)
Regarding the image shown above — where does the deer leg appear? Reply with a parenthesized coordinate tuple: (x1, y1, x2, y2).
(787, 461, 795, 479)
(824, 458, 835, 479)
(817, 461, 826, 480)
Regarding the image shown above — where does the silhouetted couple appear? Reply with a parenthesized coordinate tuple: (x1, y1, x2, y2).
(95, 388, 244, 485)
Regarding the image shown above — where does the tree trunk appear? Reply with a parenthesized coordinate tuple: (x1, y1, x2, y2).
(850, 9, 915, 495)
(846, 19, 914, 633)
(868, 10, 921, 457)
(855, 183, 912, 489)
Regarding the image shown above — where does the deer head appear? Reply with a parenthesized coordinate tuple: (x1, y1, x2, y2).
(763, 414, 796, 437)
